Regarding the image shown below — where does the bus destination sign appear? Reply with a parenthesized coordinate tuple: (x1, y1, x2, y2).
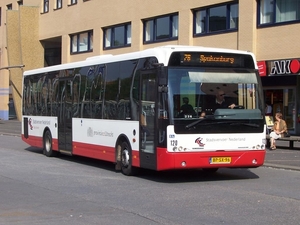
(168, 52, 255, 69)
(181, 52, 243, 67)
(184, 54, 234, 64)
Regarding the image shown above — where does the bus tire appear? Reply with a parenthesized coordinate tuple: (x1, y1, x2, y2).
(43, 130, 56, 157)
(120, 141, 136, 176)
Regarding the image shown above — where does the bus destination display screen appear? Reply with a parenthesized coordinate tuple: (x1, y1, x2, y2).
(168, 52, 255, 69)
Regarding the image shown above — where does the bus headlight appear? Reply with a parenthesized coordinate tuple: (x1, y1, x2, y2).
(252, 159, 257, 165)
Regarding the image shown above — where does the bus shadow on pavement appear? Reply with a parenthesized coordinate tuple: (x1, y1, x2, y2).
(24, 146, 259, 182)
(25, 146, 116, 172)
(25, 146, 43, 154)
(136, 168, 260, 183)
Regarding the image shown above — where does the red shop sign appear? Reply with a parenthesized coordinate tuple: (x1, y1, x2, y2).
(258, 58, 300, 76)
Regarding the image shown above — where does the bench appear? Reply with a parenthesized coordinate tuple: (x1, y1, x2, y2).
(266, 135, 300, 149)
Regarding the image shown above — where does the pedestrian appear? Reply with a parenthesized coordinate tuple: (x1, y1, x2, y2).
(265, 102, 272, 116)
(269, 112, 287, 150)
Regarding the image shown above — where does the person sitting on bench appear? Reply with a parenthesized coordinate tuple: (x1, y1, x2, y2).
(269, 112, 287, 150)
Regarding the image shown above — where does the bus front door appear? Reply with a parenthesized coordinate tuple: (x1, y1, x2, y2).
(139, 70, 157, 170)
(57, 79, 73, 154)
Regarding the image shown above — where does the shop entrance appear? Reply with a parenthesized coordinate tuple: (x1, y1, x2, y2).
(264, 88, 296, 133)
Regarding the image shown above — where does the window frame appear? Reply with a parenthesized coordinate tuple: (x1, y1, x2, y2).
(70, 30, 93, 54)
(43, 0, 49, 13)
(143, 13, 179, 44)
(69, 0, 77, 5)
(103, 23, 131, 49)
(257, 0, 300, 27)
(7, 4, 13, 10)
(193, 1, 239, 36)
(56, 0, 63, 9)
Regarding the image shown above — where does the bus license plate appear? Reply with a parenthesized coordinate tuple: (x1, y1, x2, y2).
(210, 157, 231, 164)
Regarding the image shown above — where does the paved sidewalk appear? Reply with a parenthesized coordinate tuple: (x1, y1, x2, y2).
(1, 119, 300, 171)
(0, 119, 21, 137)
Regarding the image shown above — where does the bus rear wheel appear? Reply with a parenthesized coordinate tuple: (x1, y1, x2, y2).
(120, 141, 136, 176)
(43, 130, 57, 157)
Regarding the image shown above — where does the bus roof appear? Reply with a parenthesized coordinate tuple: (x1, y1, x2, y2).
(23, 45, 256, 76)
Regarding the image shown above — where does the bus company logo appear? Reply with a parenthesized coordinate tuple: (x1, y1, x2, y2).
(28, 118, 33, 130)
(195, 137, 205, 147)
(87, 127, 93, 137)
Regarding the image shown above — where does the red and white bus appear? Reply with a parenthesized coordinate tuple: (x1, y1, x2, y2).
(22, 45, 266, 175)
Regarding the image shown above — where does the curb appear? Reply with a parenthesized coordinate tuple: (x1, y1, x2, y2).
(263, 163, 300, 172)
(0, 133, 21, 137)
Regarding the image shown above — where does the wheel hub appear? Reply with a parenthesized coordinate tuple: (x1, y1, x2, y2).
(45, 138, 51, 152)
(121, 149, 130, 168)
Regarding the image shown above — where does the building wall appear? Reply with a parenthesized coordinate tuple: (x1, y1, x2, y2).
(0, 1, 11, 120)
(257, 24, 300, 61)
(6, 6, 43, 121)
(0, 0, 300, 121)
(6, 10, 22, 120)
(38, 0, 242, 62)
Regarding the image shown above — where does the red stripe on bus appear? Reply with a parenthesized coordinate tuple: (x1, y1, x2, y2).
(73, 142, 140, 166)
(22, 135, 43, 148)
(73, 142, 115, 162)
(22, 135, 59, 151)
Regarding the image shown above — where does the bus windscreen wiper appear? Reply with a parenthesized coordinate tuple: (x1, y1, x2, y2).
(229, 122, 260, 127)
(185, 113, 261, 129)
(185, 114, 235, 129)
(185, 117, 214, 129)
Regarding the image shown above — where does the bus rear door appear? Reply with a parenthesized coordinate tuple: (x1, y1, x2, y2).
(57, 78, 73, 154)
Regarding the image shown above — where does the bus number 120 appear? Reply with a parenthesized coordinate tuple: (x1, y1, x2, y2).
(170, 140, 178, 146)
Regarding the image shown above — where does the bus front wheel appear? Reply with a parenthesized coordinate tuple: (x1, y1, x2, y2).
(120, 141, 136, 176)
(43, 130, 57, 157)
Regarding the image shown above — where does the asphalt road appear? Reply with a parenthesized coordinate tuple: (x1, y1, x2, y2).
(1, 119, 300, 171)
(1, 135, 300, 225)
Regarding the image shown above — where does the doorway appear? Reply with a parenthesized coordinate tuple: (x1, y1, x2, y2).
(264, 88, 296, 133)
(139, 70, 157, 170)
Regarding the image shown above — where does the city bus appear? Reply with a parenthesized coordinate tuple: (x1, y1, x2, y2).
(21, 45, 266, 175)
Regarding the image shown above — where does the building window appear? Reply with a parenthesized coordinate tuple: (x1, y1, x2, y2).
(56, 0, 62, 9)
(71, 31, 93, 53)
(44, 0, 49, 13)
(103, 23, 131, 49)
(7, 4, 12, 10)
(193, 2, 238, 35)
(17, 1, 23, 6)
(258, 0, 300, 25)
(143, 14, 178, 43)
(70, 0, 77, 5)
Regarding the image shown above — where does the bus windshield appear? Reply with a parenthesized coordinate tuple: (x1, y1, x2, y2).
(168, 67, 265, 134)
